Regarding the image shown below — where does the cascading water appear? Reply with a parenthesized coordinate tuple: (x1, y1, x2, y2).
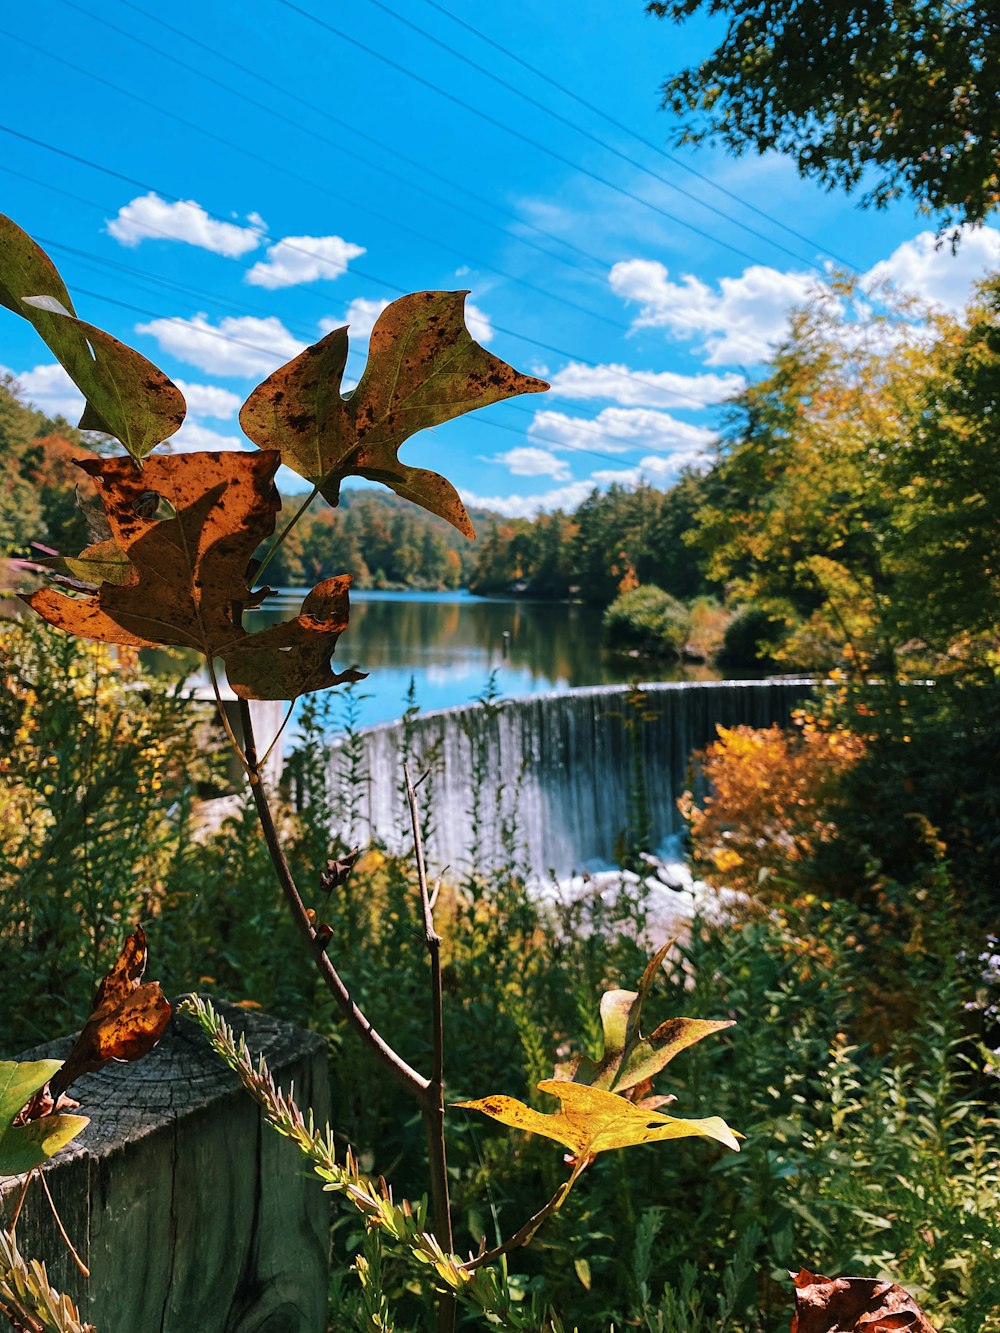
(321, 679, 814, 878)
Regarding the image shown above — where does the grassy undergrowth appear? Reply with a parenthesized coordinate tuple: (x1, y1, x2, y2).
(2, 617, 998, 1331)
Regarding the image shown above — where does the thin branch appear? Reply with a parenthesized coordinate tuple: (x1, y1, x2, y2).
(37, 1172, 89, 1279)
(206, 656, 248, 769)
(460, 1179, 572, 1273)
(257, 700, 296, 770)
(238, 699, 428, 1100)
(253, 484, 320, 588)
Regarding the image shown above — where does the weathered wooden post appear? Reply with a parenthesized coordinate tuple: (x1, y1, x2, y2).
(1, 1001, 331, 1333)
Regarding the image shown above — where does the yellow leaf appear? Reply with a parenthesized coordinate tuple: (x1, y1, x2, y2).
(455, 1079, 741, 1164)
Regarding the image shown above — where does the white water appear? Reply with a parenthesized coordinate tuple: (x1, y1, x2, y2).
(319, 679, 813, 878)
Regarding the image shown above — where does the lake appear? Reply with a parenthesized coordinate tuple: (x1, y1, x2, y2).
(237, 589, 720, 730)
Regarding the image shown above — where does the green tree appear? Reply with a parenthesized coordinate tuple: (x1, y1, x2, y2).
(647, 0, 1000, 229)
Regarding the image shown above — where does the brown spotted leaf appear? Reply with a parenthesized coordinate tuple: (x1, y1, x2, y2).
(455, 1079, 741, 1173)
(222, 574, 367, 700)
(0, 214, 185, 461)
(23, 450, 281, 656)
(556, 941, 734, 1093)
(239, 291, 548, 537)
(49, 929, 172, 1100)
(790, 1269, 938, 1332)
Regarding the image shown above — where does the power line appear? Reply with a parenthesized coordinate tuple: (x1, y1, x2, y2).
(365, 0, 825, 271)
(272, 0, 787, 271)
(0, 28, 633, 336)
(417, 0, 862, 273)
(106, 0, 615, 280)
(0, 124, 744, 413)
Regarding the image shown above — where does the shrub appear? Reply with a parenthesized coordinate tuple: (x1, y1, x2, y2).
(602, 583, 691, 658)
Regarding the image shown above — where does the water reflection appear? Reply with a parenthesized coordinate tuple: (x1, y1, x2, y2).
(168, 590, 719, 730)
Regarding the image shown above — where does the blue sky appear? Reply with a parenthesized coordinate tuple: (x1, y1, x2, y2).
(2, 0, 999, 521)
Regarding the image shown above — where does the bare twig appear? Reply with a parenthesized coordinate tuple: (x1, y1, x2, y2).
(238, 700, 428, 1100)
(37, 1173, 89, 1279)
(403, 762, 455, 1333)
(460, 1179, 573, 1273)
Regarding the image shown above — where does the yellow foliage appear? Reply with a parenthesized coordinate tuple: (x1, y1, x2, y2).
(681, 712, 865, 903)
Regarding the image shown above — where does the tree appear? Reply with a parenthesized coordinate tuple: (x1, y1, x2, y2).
(647, 0, 1000, 229)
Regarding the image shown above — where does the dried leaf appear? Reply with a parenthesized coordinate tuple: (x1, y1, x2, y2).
(41, 539, 133, 588)
(240, 291, 548, 537)
(0, 1062, 88, 1178)
(222, 574, 367, 700)
(49, 928, 171, 1099)
(790, 1269, 938, 1332)
(0, 215, 185, 461)
(556, 941, 734, 1093)
(25, 451, 358, 699)
(455, 1078, 741, 1170)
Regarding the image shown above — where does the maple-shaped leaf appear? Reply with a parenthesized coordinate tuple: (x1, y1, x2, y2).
(790, 1269, 938, 1333)
(455, 1078, 741, 1178)
(223, 574, 367, 700)
(49, 928, 172, 1100)
(23, 450, 280, 656)
(0, 1061, 89, 1178)
(556, 941, 734, 1094)
(239, 291, 549, 537)
(24, 451, 363, 700)
(0, 214, 185, 461)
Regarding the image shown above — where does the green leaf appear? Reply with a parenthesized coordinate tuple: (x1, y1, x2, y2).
(0, 1061, 89, 1178)
(0, 214, 186, 461)
(239, 291, 548, 537)
(557, 941, 735, 1093)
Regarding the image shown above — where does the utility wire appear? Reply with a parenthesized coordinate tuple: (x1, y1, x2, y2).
(0, 28, 633, 336)
(417, 0, 862, 272)
(58, 0, 618, 289)
(366, 0, 824, 271)
(273, 0, 783, 270)
(0, 126, 748, 413)
(104, 0, 615, 279)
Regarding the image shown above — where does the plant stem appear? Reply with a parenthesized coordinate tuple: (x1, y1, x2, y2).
(253, 484, 320, 589)
(238, 699, 428, 1100)
(404, 763, 456, 1333)
(461, 1179, 573, 1273)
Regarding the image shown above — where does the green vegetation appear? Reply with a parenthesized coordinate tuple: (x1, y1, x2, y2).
(647, 0, 1000, 230)
(2, 621, 998, 1330)
(602, 584, 692, 658)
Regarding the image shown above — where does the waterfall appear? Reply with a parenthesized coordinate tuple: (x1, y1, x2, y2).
(322, 679, 814, 878)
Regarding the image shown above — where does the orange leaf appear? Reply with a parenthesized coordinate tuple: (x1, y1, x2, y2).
(790, 1269, 938, 1332)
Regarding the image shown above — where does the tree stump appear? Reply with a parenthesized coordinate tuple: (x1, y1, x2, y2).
(1, 1001, 331, 1333)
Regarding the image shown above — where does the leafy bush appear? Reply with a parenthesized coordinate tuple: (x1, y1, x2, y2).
(717, 604, 786, 668)
(603, 584, 691, 658)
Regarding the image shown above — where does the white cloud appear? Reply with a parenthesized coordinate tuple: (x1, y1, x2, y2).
(1, 362, 85, 421)
(460, 480, 598, 519)
(245, 234, 366, 289)
(865, 226, 1000, 313)
(610, 258, 818, 365)
(487, 447, 571, 480)
(135, 313, 305, 378)
(163, 421, 248, 454)
(464, 301, 493, 344)
(591, 454, 701, 488)
(107, 193, 265, 257)
(548, 360, 743, 408)
(529, 407, 715, 461)
(174, 380, 242, 419)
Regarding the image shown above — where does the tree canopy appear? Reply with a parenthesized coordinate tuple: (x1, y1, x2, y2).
(647, 0, 1000, 228)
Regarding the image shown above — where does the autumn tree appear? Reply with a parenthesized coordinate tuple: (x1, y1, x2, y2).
(647, 0, 1000, 229)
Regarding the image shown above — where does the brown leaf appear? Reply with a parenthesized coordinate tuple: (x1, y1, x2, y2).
(790, 1269, 938, 1332)
(240, 291, 549, 537)
(24, 450, 280, 654)
(49, 929, 171, 1099)
(221, 574, 367, 700)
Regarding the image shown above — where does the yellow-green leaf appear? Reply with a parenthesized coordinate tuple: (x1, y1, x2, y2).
(0, 214, 186, 461)
(0, 1061, 89, 1178)
(556, 941, 735, 1092)
(455, 1078, 741, 1164)
(239, 291, 548, 537)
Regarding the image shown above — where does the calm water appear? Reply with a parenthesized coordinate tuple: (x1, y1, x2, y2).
(238, 589, 719, 730)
